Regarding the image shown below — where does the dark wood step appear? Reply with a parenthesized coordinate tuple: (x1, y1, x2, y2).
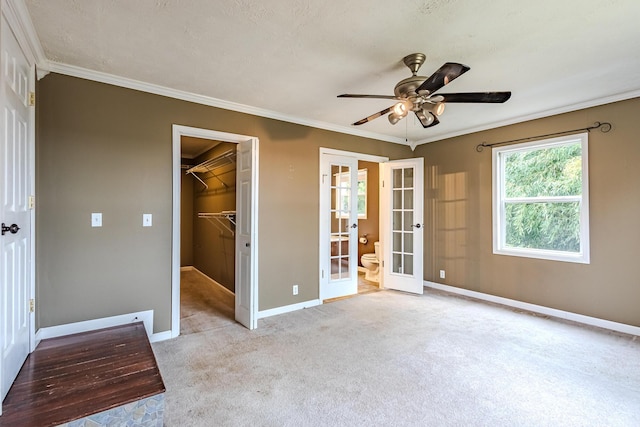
(0, 322, 165, 427)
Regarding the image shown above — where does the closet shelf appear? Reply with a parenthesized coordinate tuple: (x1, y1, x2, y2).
(186, 149, 236, 189)
(199, 211, 236, 235)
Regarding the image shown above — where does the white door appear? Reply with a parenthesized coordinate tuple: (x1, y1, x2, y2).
(1, 17, 32, 401)
(381, 158, 424, 294)
(320, 154, 358, 300)
(235, 138, 257, 329)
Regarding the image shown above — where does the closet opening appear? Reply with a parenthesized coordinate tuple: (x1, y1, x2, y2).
(180, 137, 237, 333)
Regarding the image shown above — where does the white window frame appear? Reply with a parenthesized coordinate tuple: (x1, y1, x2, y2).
(335, 168, 367, 219)
(492, 133, 590, 264)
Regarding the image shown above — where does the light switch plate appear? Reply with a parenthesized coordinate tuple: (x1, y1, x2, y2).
(91, 213, 102, 227)
(143, 213, 152, 227)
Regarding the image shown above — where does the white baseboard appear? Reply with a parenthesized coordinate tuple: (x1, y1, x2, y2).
(424, 281, 640, 336)
(190, 267, 235, 297)
(150, 330, 173, 343)
(36, 310, 155, 342)
(257, 299, 321, 319)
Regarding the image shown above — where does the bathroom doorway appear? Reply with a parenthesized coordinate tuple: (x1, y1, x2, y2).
(319, 147, 425, 301)
(355, 160, 382, 295)
(171, 125, 259, 336)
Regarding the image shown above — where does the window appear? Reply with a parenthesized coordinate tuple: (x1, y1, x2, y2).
(492, 133, 589, 263)
(336, 169, 367, 219)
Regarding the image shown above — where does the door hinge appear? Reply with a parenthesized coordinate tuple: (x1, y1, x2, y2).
(29, 92, 36, 106)
(321, 269, 324, 279)
(29, 299, 35, 313)
(29, 195, 35, 209)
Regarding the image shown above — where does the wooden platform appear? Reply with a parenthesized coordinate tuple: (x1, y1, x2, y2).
(0, 322, 165, 427)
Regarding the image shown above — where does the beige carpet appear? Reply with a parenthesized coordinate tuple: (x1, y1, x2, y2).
(179, 269, 235, 335)
(153, 274, 640, 426)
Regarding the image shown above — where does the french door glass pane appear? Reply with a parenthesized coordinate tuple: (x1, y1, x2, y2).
(403, 233, 413, 252)
(330, 163, 351, 280)
(404, 190, 413, 209)
(393, 231, 402, 252)
(404, 168, 413, 187)
(404, 254, 413, 275)
(393, 189, 402, 208)
(403, 211, 413, 231)
(391, 166, 415, 276)
(393, 169, 403, 188)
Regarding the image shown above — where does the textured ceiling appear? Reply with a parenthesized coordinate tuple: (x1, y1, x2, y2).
(25, 0, 640, 146)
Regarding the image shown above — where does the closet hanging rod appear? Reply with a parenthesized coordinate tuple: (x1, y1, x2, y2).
(198, 211, 236, 235)
(475, 121, 612, 152)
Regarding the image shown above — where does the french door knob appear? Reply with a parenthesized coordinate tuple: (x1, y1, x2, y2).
(411, 224, 422, 229)
(351, 223, 358, 228)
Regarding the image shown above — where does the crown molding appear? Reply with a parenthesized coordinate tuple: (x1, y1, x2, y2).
(45, 61, 408, 146)
(414, 88, 640, 146)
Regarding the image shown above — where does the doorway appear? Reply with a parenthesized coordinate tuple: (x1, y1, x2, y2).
(319, 148, 424, 301)
(180, 137, 237, 332)
(171, 126, 259, 335)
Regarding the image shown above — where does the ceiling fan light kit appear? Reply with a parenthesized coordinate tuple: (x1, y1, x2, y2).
(338, 53, 511, 129)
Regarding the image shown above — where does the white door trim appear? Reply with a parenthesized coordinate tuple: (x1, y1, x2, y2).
(319, 147, 388, 164)
(171, 125, 259, 337)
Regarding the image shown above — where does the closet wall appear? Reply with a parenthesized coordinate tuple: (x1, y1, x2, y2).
(184, 142, 237, 293)
(180, 161, 194, 267)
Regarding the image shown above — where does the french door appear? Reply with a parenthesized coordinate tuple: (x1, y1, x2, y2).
(381, 158, 424, 294)
(319, 154, 358, 300)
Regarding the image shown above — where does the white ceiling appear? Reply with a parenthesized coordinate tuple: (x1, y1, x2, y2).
(24, 0, 640, 146)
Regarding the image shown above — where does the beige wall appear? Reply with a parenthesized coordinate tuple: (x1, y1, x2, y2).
(180, 159, 194, 267)
(414, 97, 640, 327)
(35, 73, 412, 333)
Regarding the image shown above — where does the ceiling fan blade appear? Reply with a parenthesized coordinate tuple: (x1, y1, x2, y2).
(415, 111, 440, 128)
(352, 106, 393, 126)
(338, 94, 398, 100)
(438, 92, 512, 103)
(415, 62, 470, 96)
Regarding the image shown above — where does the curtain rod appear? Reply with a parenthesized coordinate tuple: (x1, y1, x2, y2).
(475, 121, 612, 152)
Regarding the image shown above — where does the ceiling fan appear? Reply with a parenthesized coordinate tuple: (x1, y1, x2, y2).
(338, 53, 511, 128)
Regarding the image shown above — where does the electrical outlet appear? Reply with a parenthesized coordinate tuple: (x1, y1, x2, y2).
(439, 270, 446, 279)
(143, 213, 152, 227)
(293, 285, 299, 295)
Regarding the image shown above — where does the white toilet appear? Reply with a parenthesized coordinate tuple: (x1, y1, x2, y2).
(361, 241, 380, 282)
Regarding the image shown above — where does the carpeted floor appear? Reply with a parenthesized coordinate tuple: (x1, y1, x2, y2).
(153, 272, 640, 426)
(179, 269, 235, 335)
